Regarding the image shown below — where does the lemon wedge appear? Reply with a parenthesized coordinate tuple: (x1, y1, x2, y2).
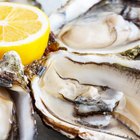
(0, 2, 50, 65)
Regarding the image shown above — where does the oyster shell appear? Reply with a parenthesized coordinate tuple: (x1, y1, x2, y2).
(0, 51, 36, 140)
(36, 0, 101, 30)
(58, 12, 140, 57)
(47, 0, 140, 32)
(31, 50, 140, 140)
(0, 88, 17, 140)
(38, 0, 140, 58)
(58, 6, 140, 58)
(36, 0, 70, 16)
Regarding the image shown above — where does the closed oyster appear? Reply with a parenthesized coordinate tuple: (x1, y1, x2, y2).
(0, 51, 36, 140)
(30, 50, 140, 140)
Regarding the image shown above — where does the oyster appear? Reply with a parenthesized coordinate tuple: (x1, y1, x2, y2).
(0, 51, 36, 140)
(58, 6, 140, 58)
(30, 50, 140, 140)
(38, 0, 140, 58)
(58, 12, 140, 57)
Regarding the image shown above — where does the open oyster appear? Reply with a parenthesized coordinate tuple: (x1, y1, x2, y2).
(59, 1, 140, 58)
(58, 12, 140, 58)
(38, 0, 140, 58)
(0, 51, 36, 140)
(30, 50, 140, 140)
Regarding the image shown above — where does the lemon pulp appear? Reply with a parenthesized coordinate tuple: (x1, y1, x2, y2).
(0, 2, 50, 65)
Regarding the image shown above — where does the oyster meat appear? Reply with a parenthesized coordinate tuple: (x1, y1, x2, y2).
(58, 12, 140, 57)
(38, 0, 140, 58)
(30, 50, 140, 140)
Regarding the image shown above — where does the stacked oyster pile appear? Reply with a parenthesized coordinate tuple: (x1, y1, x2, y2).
(0, 0, 140, 140)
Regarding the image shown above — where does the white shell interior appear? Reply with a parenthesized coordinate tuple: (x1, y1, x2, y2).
(32, 51, 140, 140)
(0, 88, 14, 140)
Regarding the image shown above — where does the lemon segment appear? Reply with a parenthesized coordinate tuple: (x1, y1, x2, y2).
(0, 2, 50, 65)
(0, 26, 2, 41)
(0, 6, 12, 20)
